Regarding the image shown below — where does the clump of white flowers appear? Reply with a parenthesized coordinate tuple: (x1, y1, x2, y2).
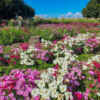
(31, 38, 76, 100)
(20, 46, 35, 65)
(87, 55, 100, 64)
(32, 66, 73, 100)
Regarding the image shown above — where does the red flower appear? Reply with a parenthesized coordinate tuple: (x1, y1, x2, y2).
(89, 84, 94, 88)
(75, 92, 83, 100)
(52, 72, 57, 77)
(98, 77, 100, 82)
(93, 61, 100, 69)
(8, 84, 15, 93)
(95, 70, 100, 82)
(54, 64, 59, 70)
(10, 55, 19, 59)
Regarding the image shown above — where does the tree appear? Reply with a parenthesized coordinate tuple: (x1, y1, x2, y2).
(0, 0, 35, 19)
(82, 0, 100, 18)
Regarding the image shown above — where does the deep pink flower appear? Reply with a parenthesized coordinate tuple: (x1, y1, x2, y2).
(86, 37, 100, 49)
(53, 40, 57, 44)
(54, 64, 59, 71)
(75, 92, 83, 100)
(34, 96, 40, 100)
(20, 43, 29, 51)
(8, 93, 14, 98)
(93, 61, 100, 69)
(10, 55, 20, 59)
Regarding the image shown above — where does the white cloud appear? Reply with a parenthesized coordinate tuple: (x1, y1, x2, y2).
(60, 12, 83, 18)
(73, 12, 83, 18)
(65, 12, 73, 18)
(36, 12, 83, 18)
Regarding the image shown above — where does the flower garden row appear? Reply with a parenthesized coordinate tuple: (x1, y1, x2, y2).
(0, 32, 100, 100)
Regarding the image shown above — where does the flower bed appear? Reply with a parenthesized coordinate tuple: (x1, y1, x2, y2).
(0, 32, 100, 100)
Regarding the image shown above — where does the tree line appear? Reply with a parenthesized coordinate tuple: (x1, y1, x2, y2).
(82, 0, 100, 18)
(0, 0, 35, 19)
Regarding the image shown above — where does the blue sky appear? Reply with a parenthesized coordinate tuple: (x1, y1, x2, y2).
(24, 0, 90, 18)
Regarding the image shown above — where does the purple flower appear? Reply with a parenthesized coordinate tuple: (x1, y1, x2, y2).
(0, 45, 3, 54)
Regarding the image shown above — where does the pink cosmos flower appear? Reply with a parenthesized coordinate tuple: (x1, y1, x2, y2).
(83, 88, 90, 100)
(35, 42, 42, 49)
(54, 64, 59, 71)
(86, 37, 100, 49)
(88, 71, 94, 76)
(53, 40, 57, 44)
(36, 50, 49, 61)
(34, 96, 40, 100)
(0, 69, 40, 100)
(20, 43, 29, 51)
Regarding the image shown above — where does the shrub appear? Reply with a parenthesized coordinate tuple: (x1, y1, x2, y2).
(0, 27, 31, 45)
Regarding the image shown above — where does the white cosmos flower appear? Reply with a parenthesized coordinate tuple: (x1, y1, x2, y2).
(26, 46, 34, 53)
(57, 75, 63, 85)
(40, 88, 50, 99)
(59, 68, 67, 76)
(61, 63, 68, 69)
(49, 80, 58, 90)
(69, 42, 72, 47)
(57, 93, 64, 100)
(50, 89, 59, 98)
(47, 68, 55, 74)
(31, 88, 40, 97)
(59, 84, 67, 93)
(65, 92, 73, 100)
(40, 72, 49, 83)
(37, 80, 45, 89)
(34, 80, 40, 84)
(20, 61, 24, 65)
(30, 54, 34, 57)
(53, 58, 59, 65)
(48, 75, 56, 81)
(25, 61, 34, 65)
(82, 65, 88, 70)
(97, 92, 100, 96)
(20, 59, 27, 64)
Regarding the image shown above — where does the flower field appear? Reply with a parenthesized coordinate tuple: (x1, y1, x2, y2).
(0, 19, 100, 100)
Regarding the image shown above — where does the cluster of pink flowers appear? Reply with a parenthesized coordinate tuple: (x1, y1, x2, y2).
(39, 22, 100, 33)
(0, 69, 40, 100)
(85, 37, 100, 50)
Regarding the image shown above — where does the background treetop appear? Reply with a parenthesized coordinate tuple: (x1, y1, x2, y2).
(0, 0, 35, 19)
(82, 0, 100, 18)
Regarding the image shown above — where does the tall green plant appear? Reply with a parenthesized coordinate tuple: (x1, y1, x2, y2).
(0, 27, 30, 45)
